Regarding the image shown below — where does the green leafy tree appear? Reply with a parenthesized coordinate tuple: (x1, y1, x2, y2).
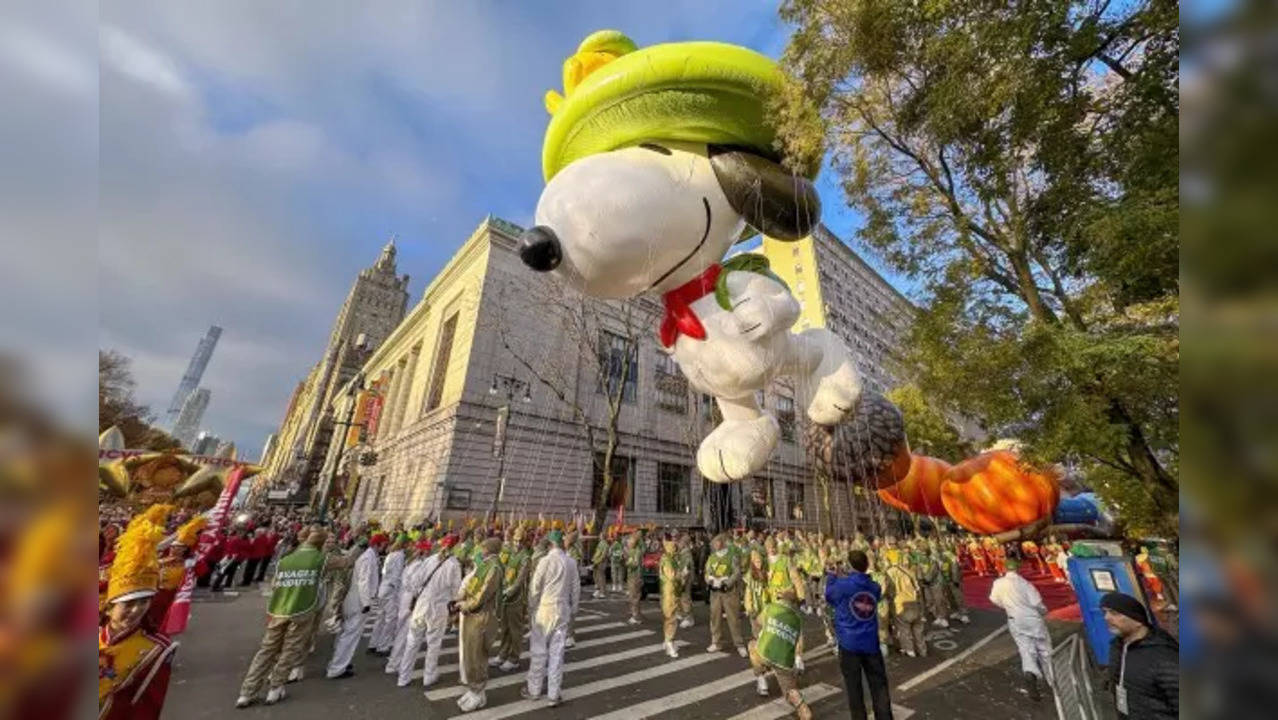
(886, 384, 970, 462)
(775, 0, 1179, 533)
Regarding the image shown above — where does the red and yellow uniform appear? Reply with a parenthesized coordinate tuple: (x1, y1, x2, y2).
(967, 539, 988, 576)
(98, 625, 176, 720)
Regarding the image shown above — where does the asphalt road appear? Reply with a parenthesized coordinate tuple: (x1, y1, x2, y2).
(164, 583, 1083, 719)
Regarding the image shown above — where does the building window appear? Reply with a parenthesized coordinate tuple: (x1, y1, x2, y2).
(698, 393, 720, 424)
(787, 482, 806, 521)
(425, 312, 458, 412)
(597, 330, 638, 403)
(656, 462, 691, 514)
(654, 352, 688, 414)
(749, 478, 773, 519)
(591, 452, 634, 510)
(372, 477, 387, 511)
(776, 394, 796, 443)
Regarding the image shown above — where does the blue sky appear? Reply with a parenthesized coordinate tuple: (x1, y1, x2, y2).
(95, 1, 904, 459)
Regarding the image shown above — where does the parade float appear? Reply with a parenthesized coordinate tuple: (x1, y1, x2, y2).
(98, 426, 261, 510)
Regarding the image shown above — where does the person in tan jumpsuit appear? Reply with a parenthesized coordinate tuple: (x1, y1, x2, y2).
(493, 526, 531, 671)
(704, 533, 746, 656)
(452, 536, 503, 713)
(625, 531, 645, 624)
(659, 536, 684, 657)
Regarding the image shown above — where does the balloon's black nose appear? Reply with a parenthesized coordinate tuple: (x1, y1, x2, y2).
(519, 225, 561, 272)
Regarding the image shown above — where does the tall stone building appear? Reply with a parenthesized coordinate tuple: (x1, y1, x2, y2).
(260, 239, 410, 499)
(171, 387, 211, 449)
(314, 218, 915, 535)
(165, 325, 222, 428)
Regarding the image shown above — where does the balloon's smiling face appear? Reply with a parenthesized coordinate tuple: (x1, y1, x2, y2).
(522, 141, 745, 298)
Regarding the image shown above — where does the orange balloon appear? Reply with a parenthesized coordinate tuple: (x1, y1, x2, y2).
(877, 455, 951, 517)
(941, 450, 1060, 534)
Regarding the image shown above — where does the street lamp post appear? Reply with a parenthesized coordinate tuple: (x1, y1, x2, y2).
(486, 374, 531, 524)
(317, 371, 366, 524)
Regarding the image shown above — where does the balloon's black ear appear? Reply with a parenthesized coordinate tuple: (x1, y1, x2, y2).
(708, 144, 820, 241)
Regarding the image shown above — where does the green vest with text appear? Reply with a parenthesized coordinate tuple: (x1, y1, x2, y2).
(756, 601, 802, 670)
(267, 546, 326, 618)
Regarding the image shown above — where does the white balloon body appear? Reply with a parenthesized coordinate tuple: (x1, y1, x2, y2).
(533, 142, 863, 483)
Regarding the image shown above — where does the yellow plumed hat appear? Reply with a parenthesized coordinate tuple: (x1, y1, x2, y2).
(108, 518, 165, 603)
(175, 514, 208, 548)
(131, 503, 174, 530)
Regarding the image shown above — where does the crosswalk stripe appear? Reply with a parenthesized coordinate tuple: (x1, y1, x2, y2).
(412, 630, 654, 678)
(722, 683, 842, 720)
(414, 620, 626, 660)
(448, 651, 724, 720)
(587, 645, 835, 720)
(424, 641, 691, 700)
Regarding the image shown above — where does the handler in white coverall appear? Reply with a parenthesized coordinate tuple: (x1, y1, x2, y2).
(369, 537, 406, 654)
(325, 535, 382, 678)
(397, 535, 462, 688)
(384, 539, 432, 674)
(988, 557, 1055, 702)
(522, 529, 580, 706)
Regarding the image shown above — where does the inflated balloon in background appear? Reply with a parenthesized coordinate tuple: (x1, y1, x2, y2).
(840, 389, 911, 488)
(941, 450, 1061, 534)
(877, 454, 951, 517)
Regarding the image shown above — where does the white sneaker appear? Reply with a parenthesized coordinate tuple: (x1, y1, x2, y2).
(264, 687, 285, 705)
(905, 650, 916, 658)
(593, 591, 604, 599)
(756, 676, 770, 696)
(880, 643, 888, 656)
(737, 646, 748, 658)
(627, 616, 641, 625)
(457, 690, 487, 712)
(500, 660, 519, 672)
(794, 656, 805, 672)
(665, 641, 679, 658)
(706, 644, 721, 653)
(933, 618, 949, 628)
(422, 672, 439, 688)
(959, 615, 970, 624)
(489, 656, 503, 667)
(235, 696, 253, 709)
(548, 695, 562, 707)
(286, 667, 304, 683)
(679, 617, 694, 629)
(565, 637, 576, 648)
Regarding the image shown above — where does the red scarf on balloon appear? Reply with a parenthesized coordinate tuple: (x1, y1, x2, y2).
(659, 263, 721, 348)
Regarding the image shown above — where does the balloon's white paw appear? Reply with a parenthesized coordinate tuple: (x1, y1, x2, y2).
(696, 414, 779, 483)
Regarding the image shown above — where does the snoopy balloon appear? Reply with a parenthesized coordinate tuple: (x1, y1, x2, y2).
(520, 31, 862, 483)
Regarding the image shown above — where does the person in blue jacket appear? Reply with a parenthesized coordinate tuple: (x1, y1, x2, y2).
(826, 550, 893, 719)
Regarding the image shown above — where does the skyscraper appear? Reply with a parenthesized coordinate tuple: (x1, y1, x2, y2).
(166, 326, 222, 427)
(192, 431, 221, 455)
(172, 388, 211, 449)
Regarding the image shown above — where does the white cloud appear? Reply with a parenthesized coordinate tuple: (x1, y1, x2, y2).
(100, 24, 191, 99)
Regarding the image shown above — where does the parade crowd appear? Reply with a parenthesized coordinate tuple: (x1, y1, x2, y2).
(98, 502, 1178, 720)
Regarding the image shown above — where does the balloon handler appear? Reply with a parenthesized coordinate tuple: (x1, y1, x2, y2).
(748, 588, 814, 720)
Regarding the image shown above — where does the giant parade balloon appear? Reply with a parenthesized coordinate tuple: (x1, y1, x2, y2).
(520, 29, 888, 484)
(877, 454, 951, 516)
(940, 449, 1061, 534)
(841, 389, 912, 489)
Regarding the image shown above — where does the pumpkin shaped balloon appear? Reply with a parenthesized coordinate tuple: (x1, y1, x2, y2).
(876, 454, 951, 517)
(941, 450, 1060, 534)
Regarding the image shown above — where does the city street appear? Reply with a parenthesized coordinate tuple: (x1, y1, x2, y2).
(166, 583, 1076, 720)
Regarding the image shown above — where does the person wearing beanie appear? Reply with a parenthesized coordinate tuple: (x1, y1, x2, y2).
(384, 539, 433, 675)
(451, 535, 503, 712)
(1100, 592, 1178, 719)
(747, 587, 813, 720)
(399, 535, 462, 688)
(989, 556, 1053, 701)
(494, 526, 533, 672)
(325, 531, 380, 679)
(235, 530, 328, 708)
(99, 517, 176, 720)
(369, 537, 407, 655)
(522, 527, 580, 707)
(609, 527, 627, 594)
(705, 533, 747, 656)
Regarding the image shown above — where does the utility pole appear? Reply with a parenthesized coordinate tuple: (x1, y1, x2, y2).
(486, 374, 530, 524)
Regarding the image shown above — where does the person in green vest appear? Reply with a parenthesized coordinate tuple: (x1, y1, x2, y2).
(236, 529, 329, 708)
(765, 535, 810, 670)
(747, 587, 813, 720)
(493, 525, 532, 671)
(659, 535, 685, 657)
(917, 548, 951, 628)
(705, 533, 747, 656)
(625, 530, 645, 625)
(591, 530, 610, 599)
(938, 546, 970, 624)
(868, 554, 895, 656)
(452, 535, 503, 713)
(609, 528, 627, 594)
